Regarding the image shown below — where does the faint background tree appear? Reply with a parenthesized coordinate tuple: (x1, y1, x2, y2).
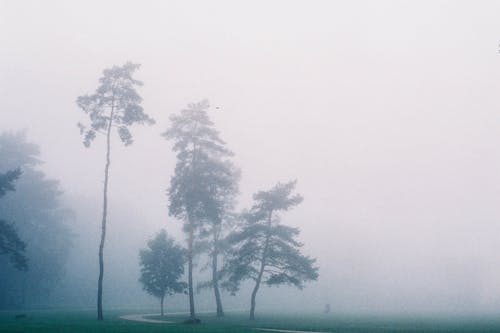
(0, 131, 71, 309)
(0, 167, 27, 271)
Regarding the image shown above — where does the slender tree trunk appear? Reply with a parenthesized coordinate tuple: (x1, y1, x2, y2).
(250, 255, 265, 320)
(187, 222, 196, 320)
(185, 139, 199, 322)
(249, 210, 273, 321)
(212, 231, 224, 317)
(97, 103, 114, 321)
(160, 295, 164, 316)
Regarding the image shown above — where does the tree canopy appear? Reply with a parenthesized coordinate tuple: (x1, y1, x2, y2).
(163, 99, 236, 224)
(222, 181, 319, 320)
(0, 168, 21, 197)
(0, 131, 71, 309)
(0, 167, 27, 271)
(77, 62, 154, 147)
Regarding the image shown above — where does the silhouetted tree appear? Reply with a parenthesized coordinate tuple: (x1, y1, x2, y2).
(139, 230, 187, 316)
(222, 181, 319, 320)
(163, 99, 237, 321)
(0, 168, 27, 271)
(76, 62, 154, 320)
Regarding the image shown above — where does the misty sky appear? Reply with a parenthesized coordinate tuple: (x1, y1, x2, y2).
(2, 0, 500, 314)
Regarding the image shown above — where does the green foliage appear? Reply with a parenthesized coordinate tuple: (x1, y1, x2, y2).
(0, 131, 72, 308)
(163, 99, 238, 226)
(0, 130, 41, 167)
(139, 230, 187, 299)
(76, 62, 154, 147)
(0, 168, 21, 197)
(0, 220, 27, 270)
(164, 99, 240, 318)
(0, 166, 27, 271)
(222, 181, 319, 293)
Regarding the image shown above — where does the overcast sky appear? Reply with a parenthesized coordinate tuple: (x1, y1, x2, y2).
(2, 0, 500, 314)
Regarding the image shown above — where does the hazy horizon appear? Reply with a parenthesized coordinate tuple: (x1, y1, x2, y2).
(2, 0, 500, 315)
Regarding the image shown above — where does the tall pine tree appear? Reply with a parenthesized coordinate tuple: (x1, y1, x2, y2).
(163, 99, 239, 321)
(76, 62, 154, 320)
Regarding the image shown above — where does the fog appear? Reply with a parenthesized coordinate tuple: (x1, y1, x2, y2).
(2, 0, 500, 316)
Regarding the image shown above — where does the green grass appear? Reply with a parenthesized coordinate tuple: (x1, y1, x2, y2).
(2, 309, 500, 333)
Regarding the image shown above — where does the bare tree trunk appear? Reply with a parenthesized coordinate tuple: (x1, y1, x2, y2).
(97, 104, 114, 321)
(249, 257, 264, 320)
(184, 139, 199, 323)
(160, 295, 165, 317)
(187, 222, 196, 321)
(212, 235, 224, 317)
(250, 210, 273, 321)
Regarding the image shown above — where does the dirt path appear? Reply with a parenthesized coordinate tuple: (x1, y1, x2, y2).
(120, 312, 331, 333)
(255, 328, 330, 333)
(119, 313, 173, 323)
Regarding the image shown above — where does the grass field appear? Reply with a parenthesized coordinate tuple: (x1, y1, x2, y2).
(2, 309, 500, 333)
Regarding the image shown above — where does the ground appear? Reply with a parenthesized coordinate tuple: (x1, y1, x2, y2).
(1, 309, 500, 333)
